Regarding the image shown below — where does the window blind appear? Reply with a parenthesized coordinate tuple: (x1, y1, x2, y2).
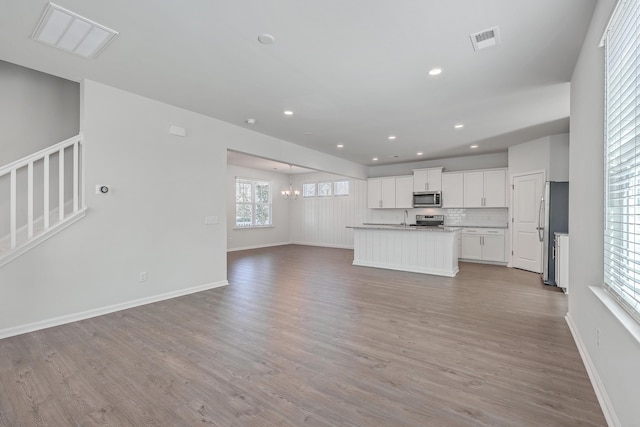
(604, 0, 640, 321)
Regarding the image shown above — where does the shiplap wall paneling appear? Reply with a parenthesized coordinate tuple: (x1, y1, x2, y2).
(291, 173, 366, 248)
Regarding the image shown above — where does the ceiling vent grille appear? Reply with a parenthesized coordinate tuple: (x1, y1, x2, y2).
(31, 3, 118, 59)
(470, 26, 501, 51)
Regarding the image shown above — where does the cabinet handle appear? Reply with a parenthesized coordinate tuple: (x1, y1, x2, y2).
(426, 182, 429, 191)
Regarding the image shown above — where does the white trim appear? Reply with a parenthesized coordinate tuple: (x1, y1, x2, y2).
(290, 241, 354, 250)
(590, 286, 640, 345)
(352, 260, 458, 277)
(0, 280, 229, 340)
(566, 313, 621, 427)
(509, 169, 546, 271)
(227, 242, 354, 252)
(227, 242, 290, 252)
(599, 0, 627, 47)
(0, 207, 87, 268)
(0, 135, 81, 177)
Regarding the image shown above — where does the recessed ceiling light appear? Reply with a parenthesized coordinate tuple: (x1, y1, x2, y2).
(372, 157, 379, 161)
(417, 152, 424, 156)
(336, 144, 344, 148)
(258, 33, 275, 45)
(428, 67, 443, 76)
(304, 131, 312, 135)
(454, 123, 464, 129)
(470, 144, 478, 149)
(31, 3, 118, 59)
(283, 110, 294, 116)
(388, 135, 396, 140)
(245, 118, 256, 125)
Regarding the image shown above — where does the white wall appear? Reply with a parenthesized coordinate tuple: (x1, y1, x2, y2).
(569, 0, 640, 425)
(0, 61, 79, 238)
(368, 152, 508, 177)
(508, 133, 569, 180)
(290, 172, 367, 248)
(0, 60, 79, 164)
(226, 165, 291, 251)
(0, 80, 228, 336)
(0, 77, 368, 336)
(549, 134, 570, 181)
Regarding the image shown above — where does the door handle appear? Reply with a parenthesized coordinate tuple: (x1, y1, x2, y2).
(537, 197, 545, 242)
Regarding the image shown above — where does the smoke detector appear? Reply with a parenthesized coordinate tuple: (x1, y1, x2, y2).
(470, 26, 501, 51)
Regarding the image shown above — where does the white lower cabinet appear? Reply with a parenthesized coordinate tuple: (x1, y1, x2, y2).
(460, 228, 505, 262)
(555, 233, 569, 292)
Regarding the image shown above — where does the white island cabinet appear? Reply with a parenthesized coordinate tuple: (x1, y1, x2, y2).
(349, 226, 459, 277)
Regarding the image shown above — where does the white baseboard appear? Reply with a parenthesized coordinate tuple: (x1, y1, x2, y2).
(0, 280, 228, 340)
(227, 242, 290, 252)
(227, 242, 354, 252)
(566, 313, 620, 427)
(290, 241, 353, 250)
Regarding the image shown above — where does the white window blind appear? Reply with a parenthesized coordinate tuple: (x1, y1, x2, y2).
(604, 0, 640, 321)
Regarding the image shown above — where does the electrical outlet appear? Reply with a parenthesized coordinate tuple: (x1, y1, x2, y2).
(596, 328, 601, 347)
(139, 272, 147, 282)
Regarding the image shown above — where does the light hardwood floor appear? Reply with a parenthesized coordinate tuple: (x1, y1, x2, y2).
(0, 245, 605, 426)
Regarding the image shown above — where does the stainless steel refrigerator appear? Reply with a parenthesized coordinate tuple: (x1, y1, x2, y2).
(538, 181, 569, 285)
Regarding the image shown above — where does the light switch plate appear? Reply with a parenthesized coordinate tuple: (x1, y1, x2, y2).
(204, 215, 218, 225)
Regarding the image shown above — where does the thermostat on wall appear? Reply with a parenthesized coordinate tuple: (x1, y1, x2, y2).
(96, 185, 111, 195)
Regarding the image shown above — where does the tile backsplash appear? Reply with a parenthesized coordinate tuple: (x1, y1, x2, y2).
(443, 208, 508, 227)
(366, 207, 509, 228)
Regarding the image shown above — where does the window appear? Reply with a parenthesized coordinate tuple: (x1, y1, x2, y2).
(235, 178, 272, 227)
(318, 181, 332, 197)
(334, 180, 349, 196)
(603, 0, 640, 320)
(303, 182, 316, 198)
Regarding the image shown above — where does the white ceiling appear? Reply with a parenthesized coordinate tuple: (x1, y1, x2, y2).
(0, 1, 596, 167)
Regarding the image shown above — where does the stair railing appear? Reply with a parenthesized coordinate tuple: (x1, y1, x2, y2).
(0, 135, 85, 267)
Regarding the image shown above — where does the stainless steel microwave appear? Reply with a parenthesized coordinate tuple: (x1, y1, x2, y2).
(413, 191, 441, 207)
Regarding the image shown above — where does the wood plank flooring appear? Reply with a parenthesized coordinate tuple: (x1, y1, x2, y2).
(0, 245, 605, 426)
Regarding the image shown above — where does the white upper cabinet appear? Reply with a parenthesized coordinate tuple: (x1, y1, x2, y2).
(442, 173, 464, 208)
(462, 169, 507, 208)
(483, 169, 507, 207)
(413, 167, 443, 192)
(463, 171, 485, 207)
(368, 176, 411, 209)
(395, 176, 414, 208)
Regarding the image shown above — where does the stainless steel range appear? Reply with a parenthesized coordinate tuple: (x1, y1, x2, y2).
(412, 215, 445, 227)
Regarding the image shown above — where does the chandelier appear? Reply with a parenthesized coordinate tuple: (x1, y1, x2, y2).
(281, 165, 300, 199)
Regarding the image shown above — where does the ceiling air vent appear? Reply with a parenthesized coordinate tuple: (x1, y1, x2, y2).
(470, 26, 501, 51)
(31, 3, 118, 59)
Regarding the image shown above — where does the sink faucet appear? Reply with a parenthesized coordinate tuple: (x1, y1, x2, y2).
(403, 210, 409, 227)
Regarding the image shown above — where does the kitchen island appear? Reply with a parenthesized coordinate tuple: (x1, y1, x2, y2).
(348, 225, 460, 277)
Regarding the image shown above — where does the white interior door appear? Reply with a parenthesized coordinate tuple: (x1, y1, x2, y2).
(512, 172, 544, 272)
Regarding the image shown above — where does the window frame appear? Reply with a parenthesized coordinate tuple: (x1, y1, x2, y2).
(302, 182, 317, 198)
(333, 179, 350, 196)
(235, 178, 273, 228)
(317, 181, 332, 197)
(603, 0, 640, 323)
